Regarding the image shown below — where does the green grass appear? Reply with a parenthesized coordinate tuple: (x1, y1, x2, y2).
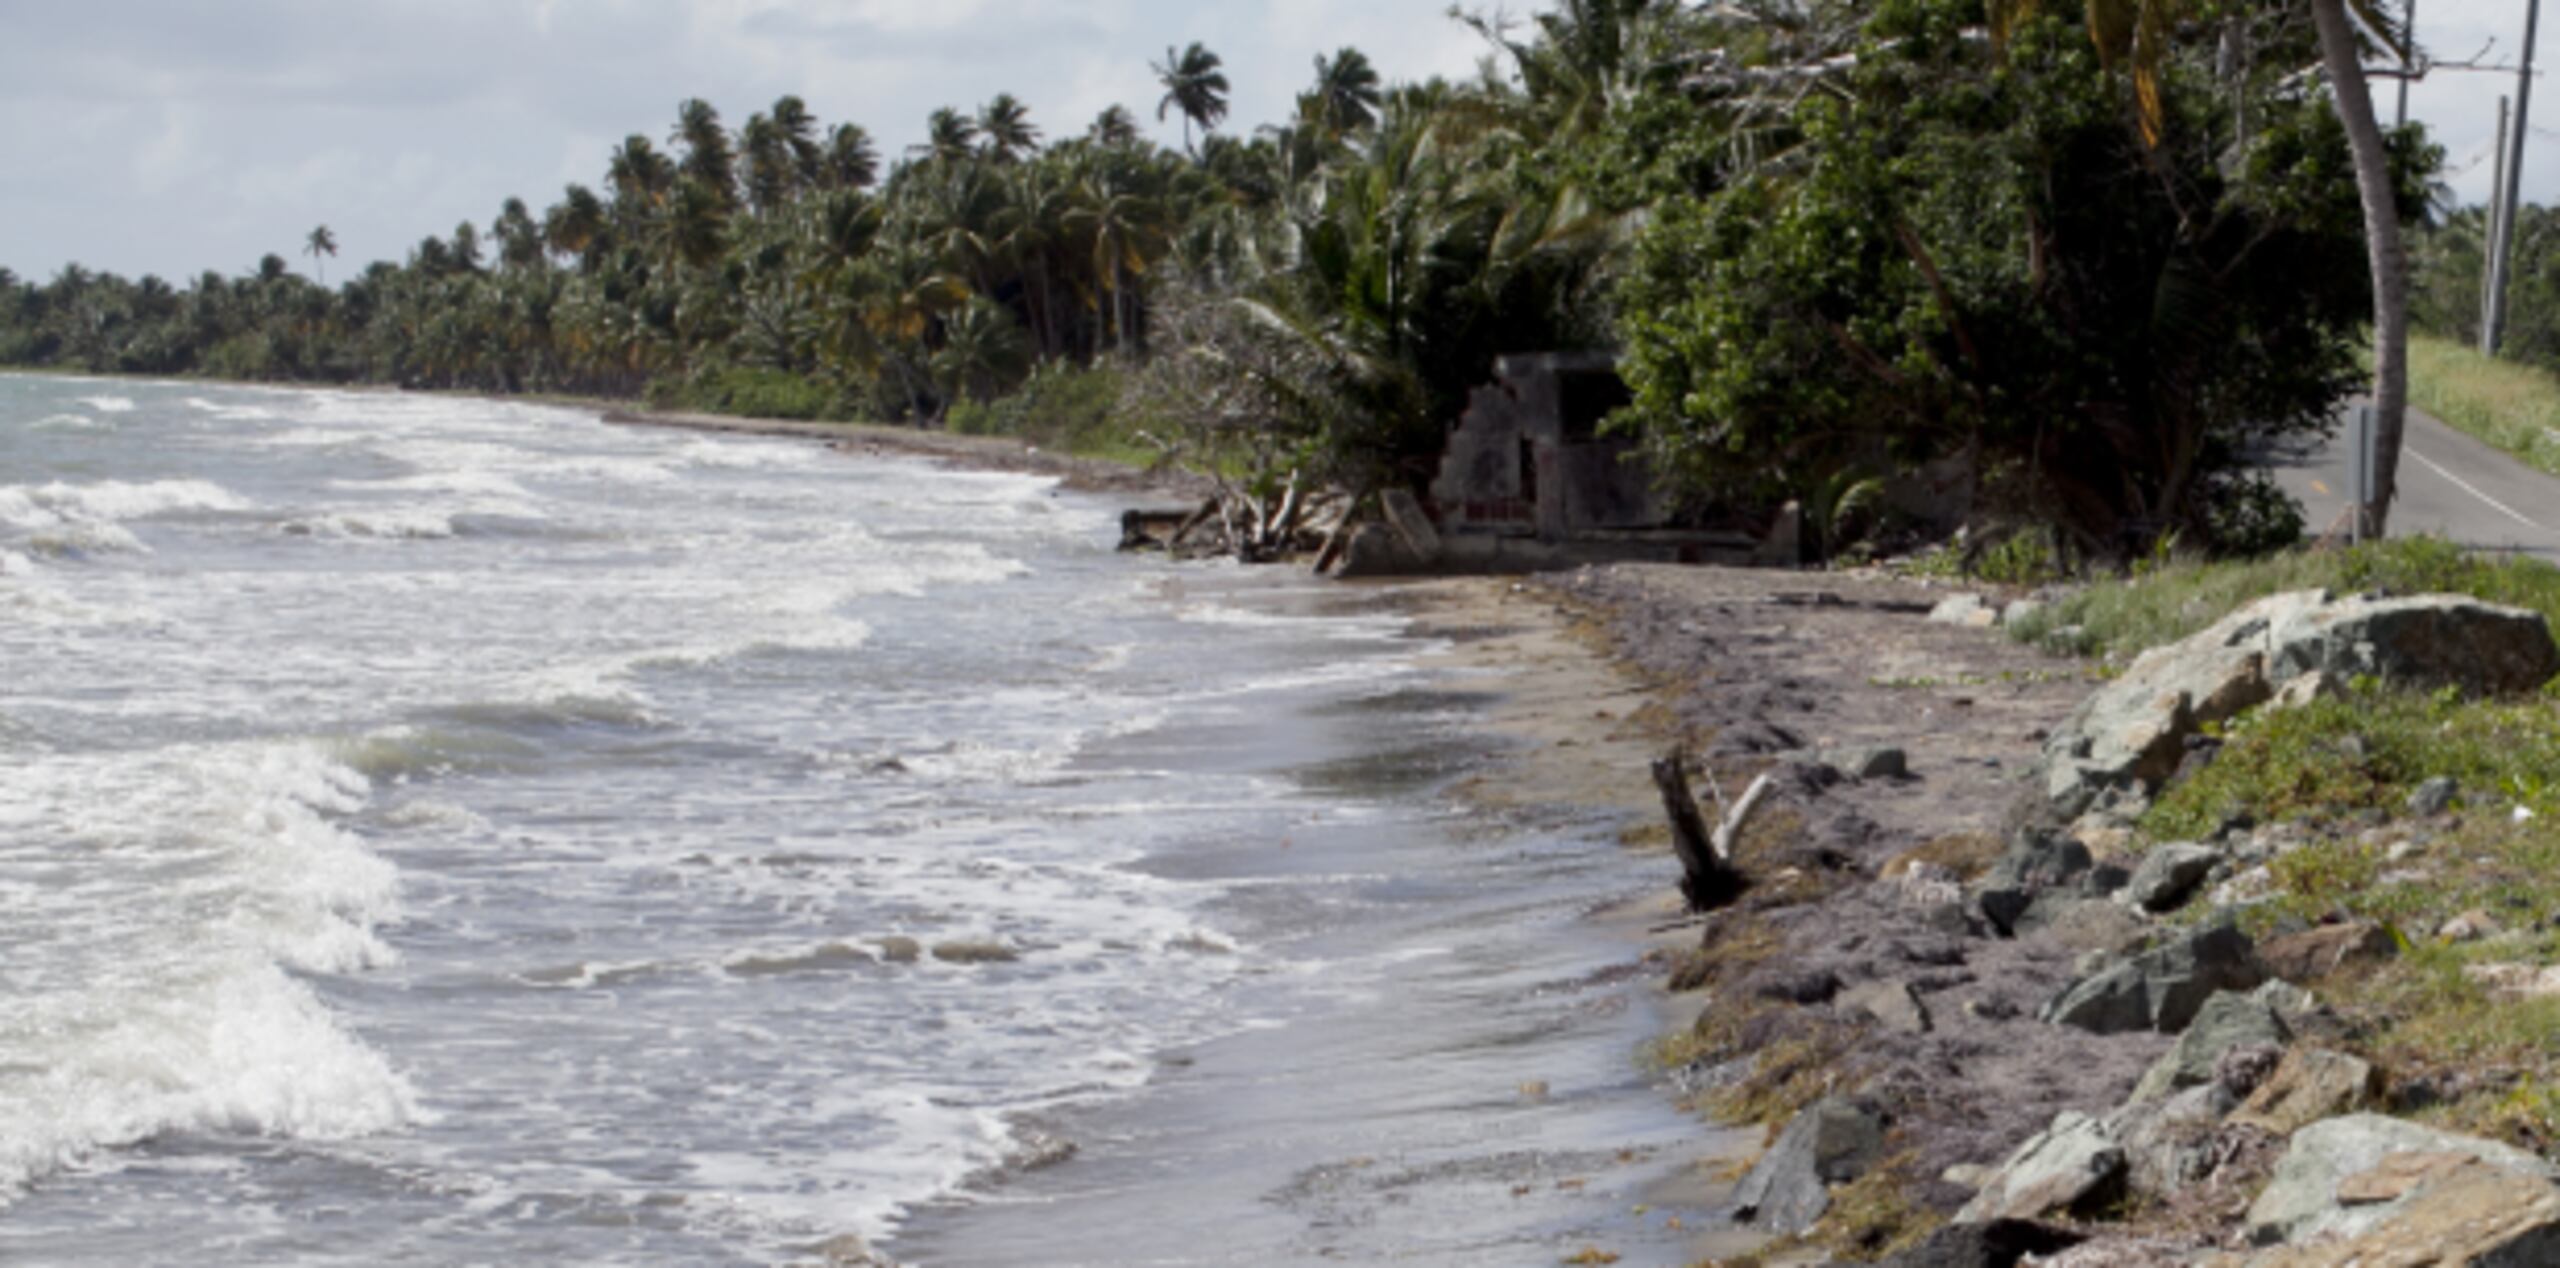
(652, 365, 852, 421)
(2006, 536, 2560, 660)
(944, 361, 1167, 469)
(2408, 333, 2560, 478)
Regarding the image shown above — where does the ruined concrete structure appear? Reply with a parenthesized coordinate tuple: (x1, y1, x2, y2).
(1427, 351, 1666, 542)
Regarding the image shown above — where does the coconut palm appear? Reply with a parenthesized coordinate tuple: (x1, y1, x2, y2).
(821, 124, 881, 191)
(494, 198, 545, 271)
(544, 184, 610, 266)
(1153, 41, 1231, 154)
(742, 114, 794, 211)
(1311, 47, 1384, 135)
(304, 225, 338, 286)
(916, 108, 980, 164)
(670, 98, 738, 208)
(977, 94, 1042, 164)
(607, 135, 676, 208)
(1090, 105, 1142, 149)
(770, 94, 824, 184)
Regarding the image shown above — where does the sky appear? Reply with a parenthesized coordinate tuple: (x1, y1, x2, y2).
(0, 0, 2549, 287)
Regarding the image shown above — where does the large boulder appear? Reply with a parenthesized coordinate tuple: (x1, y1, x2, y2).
(1876, 1219, 2085, 1267)
(2128, 990, 2291, 1103)
(2110, 1082, 2242, 1201)
(2040, 590, 2560, 817)
(2238, 1157, 2560, 1266)
(2041, 922, 2264, 1035)
(2244, 1113, 2557, 1247)
(1954, 1111, 2127, 1223)
(2119, 843, 2221, 914)
(1731, 1095, 1887, 1234)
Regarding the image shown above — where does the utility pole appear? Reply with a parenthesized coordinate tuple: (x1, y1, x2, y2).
(2488, 0, 2541, 355)
(2487, 96, 2511, 353)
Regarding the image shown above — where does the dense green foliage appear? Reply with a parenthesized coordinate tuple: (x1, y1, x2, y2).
(1611, 0, 2429, 556)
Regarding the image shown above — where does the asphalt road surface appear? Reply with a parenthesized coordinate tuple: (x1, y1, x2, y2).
(2264, 400, 2560, 564)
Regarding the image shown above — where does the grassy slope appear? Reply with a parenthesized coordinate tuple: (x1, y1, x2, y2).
(2407, 332, 2560, 477)
(2015, 538, 2560, 1147)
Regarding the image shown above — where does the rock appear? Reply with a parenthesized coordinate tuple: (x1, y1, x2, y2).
(2120, 843, 2222, 914)
(2465, 961, 2560, 1000)
(1334, 523, 1426, 577)
(1930, 593, 1997, 627)
(929, 940, 1020, 964)
(2407, 775, 2461, 817)
(2256, 920, 2396, 983)
(2039, 590, 2560, 817)
(2034, 899, 2153, 960)
(2208, 865, 2275, 909)
(1875, 1219, 2084, 1267)
(2041, 922, 2264, 1035)
(1955, 1110, 2127, 1223)
(2129, 991, 2292, 1103)
(1840, 746, 1909, 780)
(2267, 670, 2343, 710)
(2265, 592, 2560, 698)
(2244, 1113, 2556, 1247)
(2002, 598, 2049, 629)
(875, 936, 922, 963)
(2228, 1047, 2383, 1136)
(1840, 979, 1933, 1034)
(2438, 907, 2504, 942)
(1942, 1163, 1995, 1189)
(2241, 1158, 2560, 1266)
(1975, 831, 2095, 937)
(1750, 966, 1845, 1005)
(2249, 979, 2322, 1025)
(2110, 1082, 2242, 1200)
(1731, 1096, 1886, 1233)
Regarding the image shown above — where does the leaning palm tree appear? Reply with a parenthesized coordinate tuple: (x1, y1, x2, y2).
(670, 98, 739, 209)
(1311, 47, 1384, 135)
(1153, 41, 1231, 154)
(916, 107, 980, 164)
(821, 124, 881, 191)
(977, 93, 1043, 164)
(304, 225, 338, 286)
(1089, 105, 1142, 148)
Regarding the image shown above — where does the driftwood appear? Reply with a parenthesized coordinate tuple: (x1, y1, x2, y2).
(1650, 749, 1754, 912)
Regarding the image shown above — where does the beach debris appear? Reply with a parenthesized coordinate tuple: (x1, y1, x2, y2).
(1648, 749, 1754, 912)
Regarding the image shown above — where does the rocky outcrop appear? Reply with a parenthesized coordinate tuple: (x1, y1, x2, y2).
(2041, 923, 2264, 1035)
(2039, 590, 2560, 817)
(2236, 1157, 2560, 1266)
(2244, 1113, 2556, 1247)
(2119, 843, 2220, 914)
(1732, 1096, 1887, 1234)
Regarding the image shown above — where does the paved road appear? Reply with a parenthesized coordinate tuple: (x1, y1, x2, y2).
(2264, 400, 2560, 564)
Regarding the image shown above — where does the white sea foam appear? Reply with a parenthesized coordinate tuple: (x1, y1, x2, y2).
(29, 413, 105, 431)
(75, 395, 136, 414)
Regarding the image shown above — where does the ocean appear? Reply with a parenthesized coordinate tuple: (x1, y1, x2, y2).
(0, 375, 1711, 1265)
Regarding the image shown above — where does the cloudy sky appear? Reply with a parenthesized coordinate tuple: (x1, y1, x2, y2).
(0, 0, 2548, 286)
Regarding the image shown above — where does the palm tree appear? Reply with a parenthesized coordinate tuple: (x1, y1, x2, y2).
(1153, 41, 1231, 154)
(978, 94, 1042, 164)
(544, 184, 610, 267)
(770, 94, 824, 185)
(821, 124, 881, 191)
(607, 135, 676, 208)
(1090, 105, 1142, 149)
(742, 114, 794, 211)
(494, 197, 545, 271)
(1311, 47, 1384, 135)
(671, 98, 739, 208)
(917, 108, 980, 164)
(304, 225, 338, 286)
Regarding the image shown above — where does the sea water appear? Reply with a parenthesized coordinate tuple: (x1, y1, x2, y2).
(0, 375, 1712, 1266)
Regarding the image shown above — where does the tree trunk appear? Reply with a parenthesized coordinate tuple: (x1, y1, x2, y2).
(2311, 0, 2408, 537)
(1648, 750, 1748, 913)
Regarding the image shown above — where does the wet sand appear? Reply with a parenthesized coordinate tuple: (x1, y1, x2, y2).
(881, 576, 1764, 1266)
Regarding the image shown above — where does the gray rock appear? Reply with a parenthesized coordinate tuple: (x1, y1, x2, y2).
(1844, 746, 1910, 780)
(1954, 1110, 2127, 1223)
(2033, 898, 2153, 959)
(1840, 979, 1933, 1034)
(1930, 593, 1996, 626)
(2041, 922, 2264, 1035)
(1732, 1096, 1886, 1233)
(2002, 598, 2049, 629)
(1875, 1219, 2084, 1267)
(2120, 842, 2221, 914)
(2108, 1081, 2240, 1200)
(2038, 590, 2559, 818)
(2246, 1113, 2557, 1247)
(2407, 775, 2460, 818)
(2128, 990, 2291, 1103)
(1976, 831, 2094, 937)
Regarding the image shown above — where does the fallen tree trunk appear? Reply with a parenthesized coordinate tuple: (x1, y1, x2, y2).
(1651, 750, 1751, 912)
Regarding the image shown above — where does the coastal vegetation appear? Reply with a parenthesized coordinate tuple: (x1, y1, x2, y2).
(0, 0, 2434, 566)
